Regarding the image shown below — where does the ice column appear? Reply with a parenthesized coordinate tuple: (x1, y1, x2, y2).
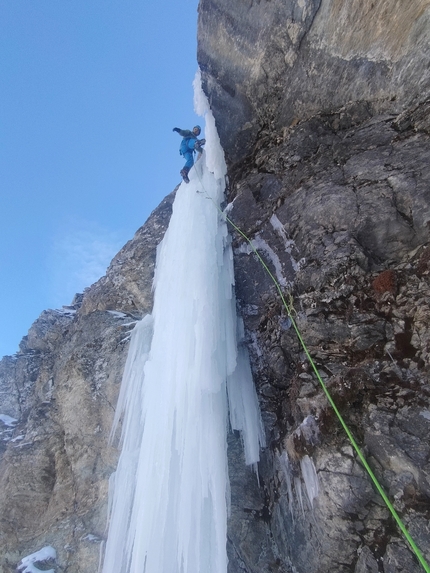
(102, 71, 265, 573)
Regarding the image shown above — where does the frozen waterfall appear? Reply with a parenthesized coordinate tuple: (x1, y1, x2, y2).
(101, 73, 265, 573)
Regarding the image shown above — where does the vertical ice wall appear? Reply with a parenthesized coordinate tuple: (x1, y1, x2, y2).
(102, 72, 265, 573)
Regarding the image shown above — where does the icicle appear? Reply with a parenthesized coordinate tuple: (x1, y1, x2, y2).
(300, 455, 319, 507)
(227, 318, 266, 466)
(295, 477, 305, 516)
(102, 71, 264, 573)
(279, 450, 319, 519)
(109, 314, 154, 445)
(279, 451, 295, 518)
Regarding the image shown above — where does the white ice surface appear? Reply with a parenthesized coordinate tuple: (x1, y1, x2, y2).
(280, 450, 319, 517)
(279, 451, 294, 516)
(102, 71, 264, 573)
(269, 213, 305, 272)
(300, 454, 319, 507)
(227, 319, 266, 466)
(295, 476, 305, 515)
(237, 235, 291, 288)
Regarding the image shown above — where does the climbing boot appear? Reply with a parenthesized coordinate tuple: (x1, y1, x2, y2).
(180, 168, 190, 183)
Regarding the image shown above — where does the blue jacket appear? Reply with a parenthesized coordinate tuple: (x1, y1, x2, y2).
(174, 128, 198, 156)
(180, 137, 198, 156)
(173, 127, 197, 155)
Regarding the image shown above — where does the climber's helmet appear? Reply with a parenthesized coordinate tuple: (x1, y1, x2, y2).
(193, 125, 201, 136)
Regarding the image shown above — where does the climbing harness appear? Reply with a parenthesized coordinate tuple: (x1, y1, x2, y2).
(192, 168, 430, 573)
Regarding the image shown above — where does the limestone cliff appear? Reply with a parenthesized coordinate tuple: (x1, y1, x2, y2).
(1, 1, 430, 572)
(198, 1, 430, 572)
(198, 0, 430, 164)
(0, 192, 174, 572)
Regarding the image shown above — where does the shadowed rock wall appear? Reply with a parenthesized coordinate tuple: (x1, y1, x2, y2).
(198, 0, 430, 164)
(198, 1, 430, 572)
(223, 106, 430, 573)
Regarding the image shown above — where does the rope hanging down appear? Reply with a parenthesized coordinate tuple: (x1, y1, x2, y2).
(194, 168, 430, 573)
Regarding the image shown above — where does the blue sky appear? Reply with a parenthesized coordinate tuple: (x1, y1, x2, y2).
(0, 0, 201, 357)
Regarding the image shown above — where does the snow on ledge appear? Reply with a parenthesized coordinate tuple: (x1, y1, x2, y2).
(17, 546, 56, 573)
(0, 414, 18, 427)
(107, 310, 128, 319)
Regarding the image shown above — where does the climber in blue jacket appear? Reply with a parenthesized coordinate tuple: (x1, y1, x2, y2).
(173, 125, 206, 183)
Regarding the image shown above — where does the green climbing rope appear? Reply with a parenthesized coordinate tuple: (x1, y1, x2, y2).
(194, 174, 430, 573)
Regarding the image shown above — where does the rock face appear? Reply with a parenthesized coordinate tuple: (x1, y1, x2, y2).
(198, 0, 430, 164)
(223, 113, 430, 572)
(1, 2, 430, 573)
(0, 193, 174, 572)
(197, 1, 430, 572)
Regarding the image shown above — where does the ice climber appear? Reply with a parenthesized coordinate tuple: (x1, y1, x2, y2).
(173, 125, 206, 183)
